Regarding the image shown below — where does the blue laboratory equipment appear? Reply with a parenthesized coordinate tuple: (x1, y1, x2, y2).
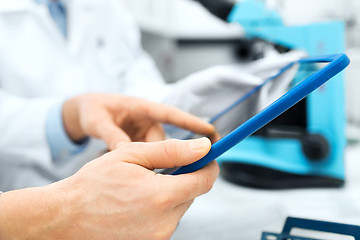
(197, 0, 347, 188)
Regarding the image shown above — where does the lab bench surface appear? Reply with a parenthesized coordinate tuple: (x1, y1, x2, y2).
(171, 143, 360, 240)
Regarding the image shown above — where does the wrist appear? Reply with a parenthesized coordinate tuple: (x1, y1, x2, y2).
(0, 184, 78, 240)
(62, 97, 86, 142)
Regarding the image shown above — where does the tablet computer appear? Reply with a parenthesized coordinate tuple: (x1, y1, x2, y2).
(170, 53, 350, 175)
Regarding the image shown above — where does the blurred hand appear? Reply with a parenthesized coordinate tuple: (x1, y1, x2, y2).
(62, 93, 217, 149)
(0, 138, 219, 240)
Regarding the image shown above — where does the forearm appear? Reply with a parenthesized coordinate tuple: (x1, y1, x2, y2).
(0, 183, 76, 240)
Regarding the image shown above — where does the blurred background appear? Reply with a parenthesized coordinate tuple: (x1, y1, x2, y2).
(122, 0, 360, 141)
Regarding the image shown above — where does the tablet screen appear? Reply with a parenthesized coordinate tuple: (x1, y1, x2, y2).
(211, 61, 321, 139)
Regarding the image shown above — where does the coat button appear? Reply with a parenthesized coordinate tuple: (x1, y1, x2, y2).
(97, 37, 105, 48)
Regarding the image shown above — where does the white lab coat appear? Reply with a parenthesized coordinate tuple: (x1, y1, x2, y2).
(0, 0, 167, 190)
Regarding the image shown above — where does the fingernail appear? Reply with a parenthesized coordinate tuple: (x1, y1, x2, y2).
(207, 123, 215, 132)
(190, 137, 211, 151)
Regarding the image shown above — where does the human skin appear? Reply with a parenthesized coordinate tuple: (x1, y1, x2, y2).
(0, 138, 219, 240)
(62, 93, 218, 149)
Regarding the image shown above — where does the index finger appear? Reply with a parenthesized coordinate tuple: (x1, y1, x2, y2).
(157, 160, 219, 204)
(135, 100, 215, 136)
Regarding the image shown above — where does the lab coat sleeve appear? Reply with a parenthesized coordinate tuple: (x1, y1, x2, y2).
(46, 101, 89, 162)
(0, 90, 60, 167)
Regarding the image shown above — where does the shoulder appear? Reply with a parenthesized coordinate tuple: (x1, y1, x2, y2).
(0, 0, 33, 13)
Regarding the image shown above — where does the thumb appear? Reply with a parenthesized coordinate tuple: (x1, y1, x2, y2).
(114, 137, 212, 170)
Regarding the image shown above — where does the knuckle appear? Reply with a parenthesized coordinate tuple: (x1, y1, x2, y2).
(204, 176, 214, 193)
(83, 117, 98, 130)
(162, 139, 178, 160)
(200, 175, 214, 194)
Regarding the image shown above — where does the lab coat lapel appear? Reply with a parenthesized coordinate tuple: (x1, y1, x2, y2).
(66, 0, 98, 56)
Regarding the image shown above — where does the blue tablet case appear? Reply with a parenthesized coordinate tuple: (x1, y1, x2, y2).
(171, 54, 350, 175)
